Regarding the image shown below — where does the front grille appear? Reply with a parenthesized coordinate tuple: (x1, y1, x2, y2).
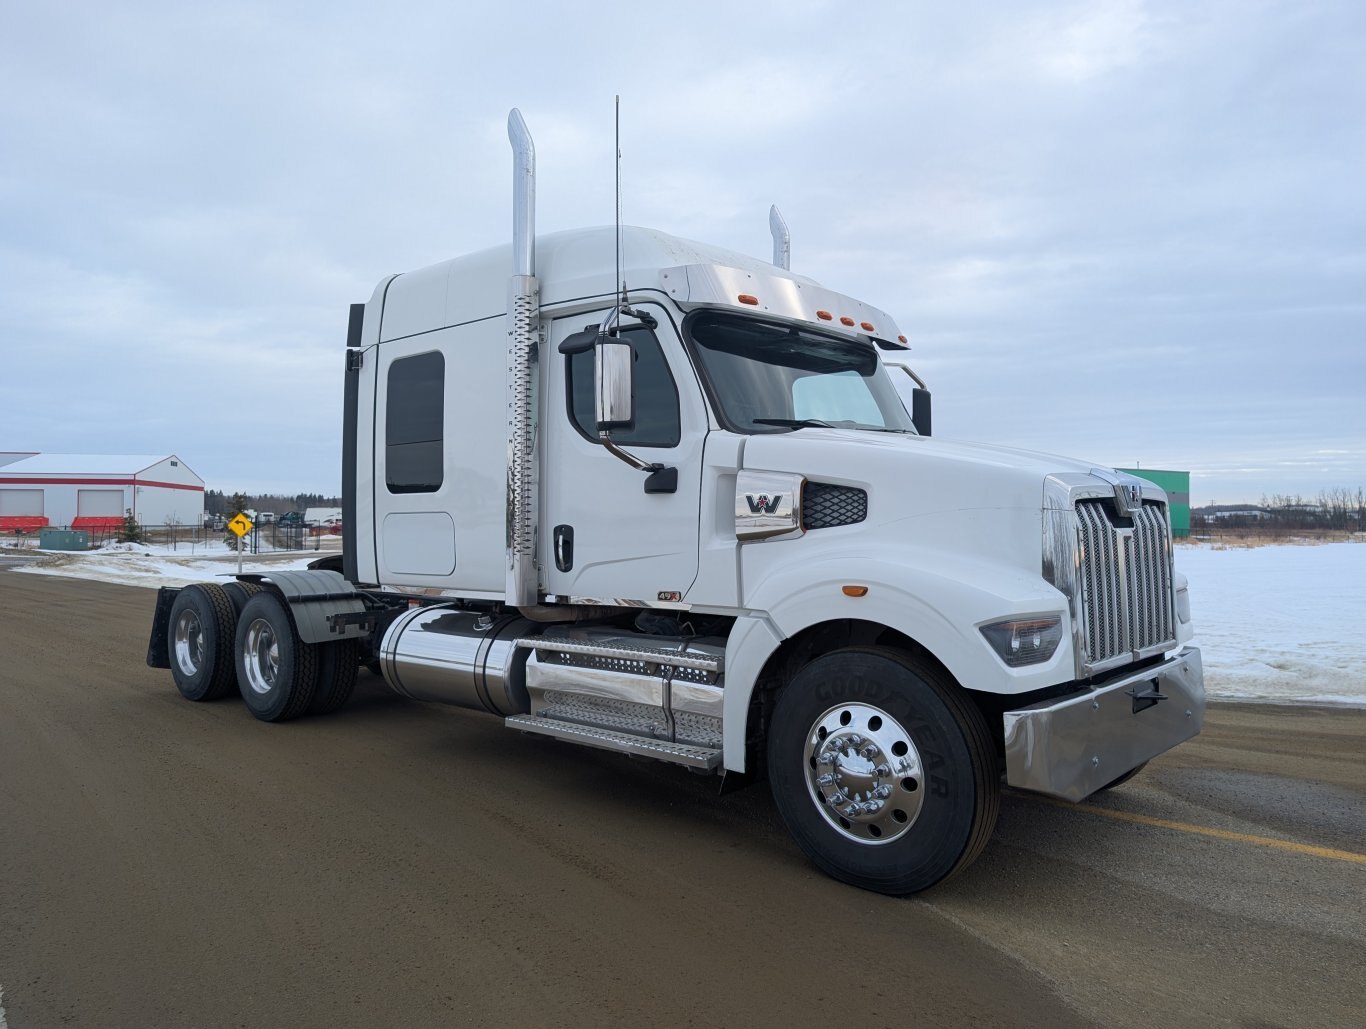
(803, 482, 867, 530)
(1075, 499, 1176, 666)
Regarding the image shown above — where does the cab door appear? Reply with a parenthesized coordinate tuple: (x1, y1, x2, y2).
(541, 303, 705, 603)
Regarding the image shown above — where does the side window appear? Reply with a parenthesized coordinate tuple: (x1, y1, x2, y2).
(566, 326, 681, 447)
(386, 351, 444, 493)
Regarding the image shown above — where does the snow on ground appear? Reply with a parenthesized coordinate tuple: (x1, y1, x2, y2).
(1177, 539, 1366, 707)
(8, 538, 331, 588)
(5, 535, 1363, 707)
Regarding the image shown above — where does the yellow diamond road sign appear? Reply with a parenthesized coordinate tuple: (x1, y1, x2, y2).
(227, 513, 254, 537)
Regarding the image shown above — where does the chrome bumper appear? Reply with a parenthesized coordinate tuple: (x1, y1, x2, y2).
(1002, 647, 1204, 802)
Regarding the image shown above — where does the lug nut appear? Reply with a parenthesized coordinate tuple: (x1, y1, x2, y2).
(817, 773, 836, 787)
(860, 745, 879, 759)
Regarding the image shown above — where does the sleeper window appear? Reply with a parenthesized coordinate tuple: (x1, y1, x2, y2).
(386, 351, 444, 493)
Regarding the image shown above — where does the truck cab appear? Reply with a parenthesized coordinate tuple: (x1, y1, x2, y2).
(150, 109, 1203, 894)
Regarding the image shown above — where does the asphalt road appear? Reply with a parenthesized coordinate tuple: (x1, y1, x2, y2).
(1, 572, 1363, 1028)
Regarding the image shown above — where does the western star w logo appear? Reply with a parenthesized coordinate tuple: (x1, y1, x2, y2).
(746, 494, 783, 514)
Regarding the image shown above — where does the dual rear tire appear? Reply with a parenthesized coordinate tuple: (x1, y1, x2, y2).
(167, 583, 358, 721)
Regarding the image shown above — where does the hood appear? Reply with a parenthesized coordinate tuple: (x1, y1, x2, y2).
(742, 430, 1100, 508)
(739, 429, 1106, 574)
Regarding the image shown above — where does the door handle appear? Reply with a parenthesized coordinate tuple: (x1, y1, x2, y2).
(553, 524, 574, 573)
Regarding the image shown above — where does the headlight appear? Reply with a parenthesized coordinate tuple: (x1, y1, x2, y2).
(980, 616, 1063, 667)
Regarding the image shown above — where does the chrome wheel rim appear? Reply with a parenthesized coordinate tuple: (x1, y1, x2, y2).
(173, 608, 204, 677)
(803, 702, 925, 845)
(242, 618, 279, 695)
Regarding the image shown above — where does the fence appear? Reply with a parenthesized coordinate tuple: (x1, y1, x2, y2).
(4, 521, 339, 553)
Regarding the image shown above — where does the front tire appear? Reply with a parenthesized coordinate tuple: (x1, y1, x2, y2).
(234, 592, 318, 722)
(767, 647, 999, 895)
(168, 584, 237, 701)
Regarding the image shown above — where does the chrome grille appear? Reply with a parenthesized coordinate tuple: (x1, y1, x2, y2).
(1075, 499, 1175, 666)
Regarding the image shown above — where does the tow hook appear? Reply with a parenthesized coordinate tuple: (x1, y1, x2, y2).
(1127, 680, 1168, 713)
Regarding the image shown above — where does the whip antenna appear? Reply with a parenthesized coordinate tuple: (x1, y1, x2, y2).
(615, 95, 625, 311)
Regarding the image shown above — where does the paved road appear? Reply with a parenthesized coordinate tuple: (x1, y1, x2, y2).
(2, 572, 1363, 1028)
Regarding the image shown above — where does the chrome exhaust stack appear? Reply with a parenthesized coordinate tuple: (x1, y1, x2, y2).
(505, 108, 540, 608)
(769, 204, 790, 270)
(509, 109, 536, 278)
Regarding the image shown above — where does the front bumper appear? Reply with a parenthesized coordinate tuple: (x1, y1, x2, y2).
(1002, 647, 1204, 802)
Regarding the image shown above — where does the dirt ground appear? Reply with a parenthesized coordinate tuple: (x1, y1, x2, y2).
(2, 572, 1363, 1028)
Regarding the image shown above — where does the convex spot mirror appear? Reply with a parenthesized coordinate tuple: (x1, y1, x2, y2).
(911, 387, 932, 437)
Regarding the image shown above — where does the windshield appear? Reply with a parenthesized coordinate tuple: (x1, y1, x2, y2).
(685, 312, 917, 435)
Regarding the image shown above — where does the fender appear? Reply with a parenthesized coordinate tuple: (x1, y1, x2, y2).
(235, 569, 368, 645)
(721, 546, 1074, 771)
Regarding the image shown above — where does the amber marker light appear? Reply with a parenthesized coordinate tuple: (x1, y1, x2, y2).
(738, 294, 759, 306)
(860, 321, 875, 331)
(816, 310, 833, 321)
(898, 334, 908, 344)
(842, 585, 869, 597)
(840, 316, 855, 326)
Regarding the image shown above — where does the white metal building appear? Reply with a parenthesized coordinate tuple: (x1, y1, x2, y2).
(0, 454, 205, 530)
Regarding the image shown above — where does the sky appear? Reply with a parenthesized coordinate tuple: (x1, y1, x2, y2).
(2, 1, 1363, 503)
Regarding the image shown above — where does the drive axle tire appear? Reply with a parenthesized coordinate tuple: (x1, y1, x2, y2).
(767, 647, 999, 895)
(221, 580, 263, 618)
(310, 638, 360, 715)
(168, 584, 238, 701)
(234, 591, 319, 722)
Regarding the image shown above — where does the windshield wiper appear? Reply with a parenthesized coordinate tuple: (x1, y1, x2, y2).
(752, 418, 835, 430)
(753, 418, 913, 434)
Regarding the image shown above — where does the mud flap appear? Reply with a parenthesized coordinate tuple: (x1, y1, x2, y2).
(145, 586, 181, 668)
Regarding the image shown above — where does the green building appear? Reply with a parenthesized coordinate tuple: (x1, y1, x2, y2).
(1116, 468, 1190, 537)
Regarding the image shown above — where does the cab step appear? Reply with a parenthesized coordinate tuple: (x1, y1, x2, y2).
(505, 714, 723, 770)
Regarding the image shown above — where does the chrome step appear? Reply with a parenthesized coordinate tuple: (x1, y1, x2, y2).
(514, 636, 722, 674)
(505, 714, 722, 770)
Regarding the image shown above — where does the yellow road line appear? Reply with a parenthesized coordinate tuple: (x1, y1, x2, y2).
(1034, 797, 1366, 866)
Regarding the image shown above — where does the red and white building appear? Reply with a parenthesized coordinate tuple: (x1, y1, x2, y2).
(0, 453, 205, 532)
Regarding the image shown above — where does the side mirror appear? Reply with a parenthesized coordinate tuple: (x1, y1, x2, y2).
(595, 339, 635, 433)
(911, 387, 932, 437)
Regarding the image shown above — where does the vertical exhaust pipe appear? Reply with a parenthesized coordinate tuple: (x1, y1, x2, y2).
(769, 205, 790, 270)
(509, 109, 536, 278)
(505, 108, 540, 607)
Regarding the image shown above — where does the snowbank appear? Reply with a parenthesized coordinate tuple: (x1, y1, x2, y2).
(1177, 540, 1366, 707)
(12, 539, 328, 589)
(10, 535, 1364, 707)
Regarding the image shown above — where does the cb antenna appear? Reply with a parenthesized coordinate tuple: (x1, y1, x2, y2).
(606, 97, 653, 335)
(614, 95, 626, 317)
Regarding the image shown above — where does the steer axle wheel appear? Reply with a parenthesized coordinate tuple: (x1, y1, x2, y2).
(234, 591, 318, 722)
(767, 647, 999, 895)
(167, 583, 237, 701)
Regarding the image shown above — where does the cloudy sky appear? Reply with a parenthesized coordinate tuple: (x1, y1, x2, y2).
(2, 1, 1362, 504)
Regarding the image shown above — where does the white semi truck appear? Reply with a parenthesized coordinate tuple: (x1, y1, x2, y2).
(148, 109, 1203, 894)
